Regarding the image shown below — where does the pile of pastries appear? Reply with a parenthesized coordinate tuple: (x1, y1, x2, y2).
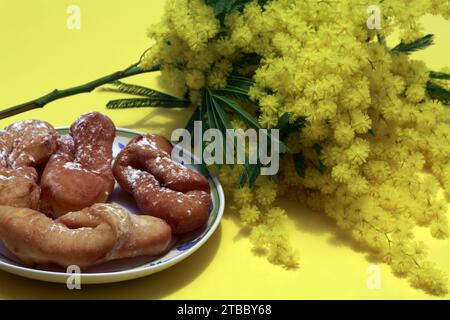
(0, 112, 211, 269)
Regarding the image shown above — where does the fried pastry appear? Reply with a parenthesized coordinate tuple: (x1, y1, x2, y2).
(0, 203, 172, 268)
(113, 134, 211, 234)
(0, 120, 58, 209)
(40, 112, 116, 217)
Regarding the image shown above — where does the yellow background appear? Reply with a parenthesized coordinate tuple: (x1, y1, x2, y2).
(0, 0, 449, 300)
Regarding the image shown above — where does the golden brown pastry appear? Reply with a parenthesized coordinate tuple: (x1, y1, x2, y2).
(0, 203, 172, 269)
(0, 120, 58, 209)
(40, 112, 116, 217)
(113, 134, 211, 234)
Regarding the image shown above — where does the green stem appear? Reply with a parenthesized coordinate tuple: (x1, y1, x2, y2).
(0, 63, 160, 120)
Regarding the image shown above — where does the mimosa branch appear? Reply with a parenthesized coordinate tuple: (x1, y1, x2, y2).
(0, 63, 160, 119)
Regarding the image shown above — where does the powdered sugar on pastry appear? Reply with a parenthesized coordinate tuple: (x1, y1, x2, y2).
(0, 120, 57, 209)
(0, 203, 171, 269)
(40, 112, 116, 217)
(113, 134, 211, 234)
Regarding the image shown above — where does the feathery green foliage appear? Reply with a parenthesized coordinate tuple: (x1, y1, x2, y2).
(293, 153, 306, 178)
(105, 80, 190, 109)
(107, 98, 190, 109)
(430, 71, 450, 80)
(205, 0, 268, 24)
(233, 53, 262, 69)
(392, 34, 434, 54)
(427, 81, 450, 105)
(103, 80, 172, 98)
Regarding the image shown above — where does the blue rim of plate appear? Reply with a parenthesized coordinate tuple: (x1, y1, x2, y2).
(0, 127, 224, 284)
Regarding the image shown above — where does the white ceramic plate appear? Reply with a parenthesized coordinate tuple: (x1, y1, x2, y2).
(0, 127, 224, 284)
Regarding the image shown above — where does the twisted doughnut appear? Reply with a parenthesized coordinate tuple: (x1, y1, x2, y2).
(0, 203, 172, 268)
(113, 134, 211, 234)
(40, 112, 116, 217)
(0, 120, 58, 209)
